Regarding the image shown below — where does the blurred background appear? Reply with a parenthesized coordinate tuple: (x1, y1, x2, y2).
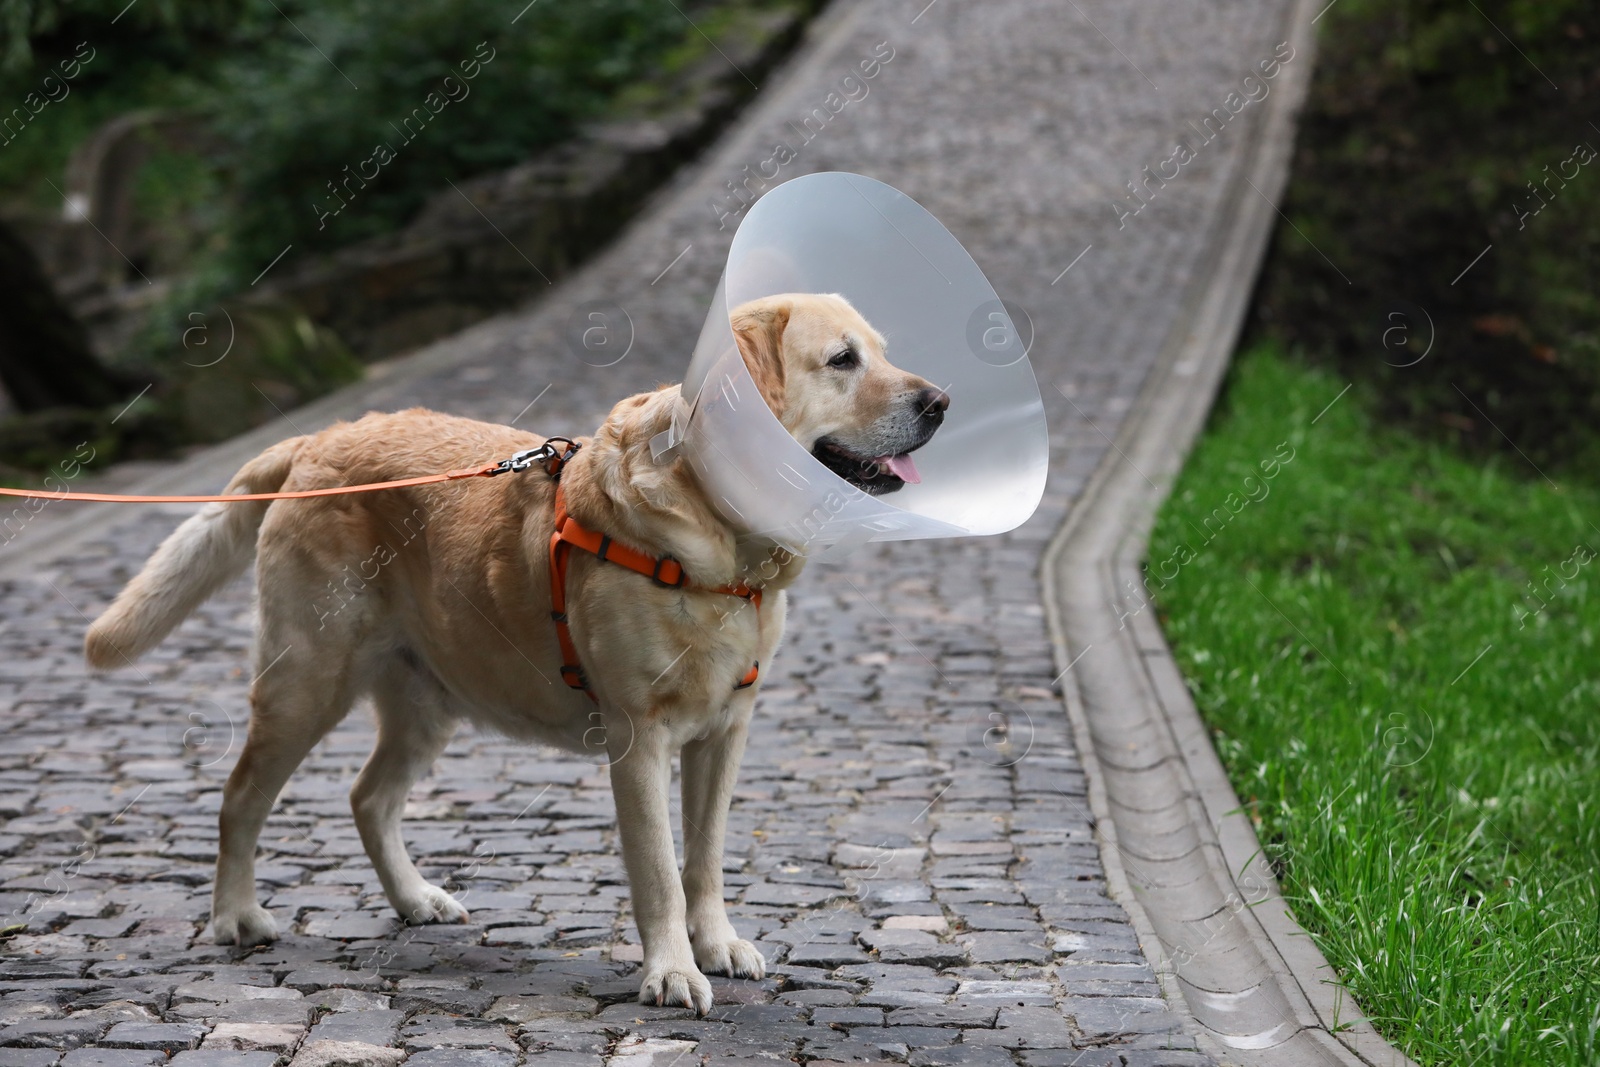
(1, 0, 1595, 480)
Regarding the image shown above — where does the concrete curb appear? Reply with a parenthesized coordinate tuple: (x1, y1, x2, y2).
(1038, 0, 1421, 1064)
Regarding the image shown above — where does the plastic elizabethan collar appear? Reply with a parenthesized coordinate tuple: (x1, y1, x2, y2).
(653, 172, 1048, 556)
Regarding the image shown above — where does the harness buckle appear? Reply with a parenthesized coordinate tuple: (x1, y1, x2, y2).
(651, 555, 686, 588)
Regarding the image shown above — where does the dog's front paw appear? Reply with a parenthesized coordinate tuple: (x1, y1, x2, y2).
(638, 960, 714, 1015)
(693, 934, 766, 980)
(212, 904, 279, 947)
(394, 885, 471, 926)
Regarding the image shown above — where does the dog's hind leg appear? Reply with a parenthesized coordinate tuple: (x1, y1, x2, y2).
(351, 657, 467, 926)
(212, 648, 353, 946)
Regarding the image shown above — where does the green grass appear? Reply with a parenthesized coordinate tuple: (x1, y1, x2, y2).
(1150, 345, 1600, 1066)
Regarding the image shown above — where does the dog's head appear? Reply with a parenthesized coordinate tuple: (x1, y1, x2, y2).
(730, 293, 948, 496)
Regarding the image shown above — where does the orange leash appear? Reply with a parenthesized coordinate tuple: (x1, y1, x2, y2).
(0, 439, 578, 504)
(0, 465, 502, 504)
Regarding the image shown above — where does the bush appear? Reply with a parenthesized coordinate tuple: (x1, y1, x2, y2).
(7, 0, 719, 279)
(207, 0, 688, 273)
(1247, 0, 1600, 476)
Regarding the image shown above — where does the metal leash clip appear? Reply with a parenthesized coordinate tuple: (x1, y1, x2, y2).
(486, 437, 580, 478)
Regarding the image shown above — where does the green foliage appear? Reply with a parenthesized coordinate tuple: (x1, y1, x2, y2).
(5, 0, 721, 278)
(1153, 344, 1600, 1065)
(0, 0, 242, 73)
(1248, 0, 1600, 478)
(0, 0, 750, 463)
(208, 0, 687, 273)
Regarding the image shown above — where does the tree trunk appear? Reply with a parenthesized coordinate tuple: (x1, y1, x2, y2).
(0, 218, 124, 411)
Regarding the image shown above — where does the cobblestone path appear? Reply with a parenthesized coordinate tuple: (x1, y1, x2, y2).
(0, 1, 1299, 1064)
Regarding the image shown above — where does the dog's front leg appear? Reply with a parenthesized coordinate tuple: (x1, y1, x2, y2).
(607, 713, 713, 1015)
(680, 707, 765, 981)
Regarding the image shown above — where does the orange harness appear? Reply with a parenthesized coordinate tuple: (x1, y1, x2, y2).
(541, 448, 762, 703)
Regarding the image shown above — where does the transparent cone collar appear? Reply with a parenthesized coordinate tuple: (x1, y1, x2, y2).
(655, 172, 1048, 556)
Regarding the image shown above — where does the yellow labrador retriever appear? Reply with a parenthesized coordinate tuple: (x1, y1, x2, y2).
(85, 293, 948, 1013)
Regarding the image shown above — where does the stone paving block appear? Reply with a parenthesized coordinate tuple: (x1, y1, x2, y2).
(300, 915, 398, 941)
(388, 990, 495, 1017)
(303, 990, 389, 1013)
(403, 1049, 515, 1067)
(743, 883, 850, 908)
(0, 1019, 115, 1051)
(0, 966, 83, 985)
(957, 1006, 1076, 1049)
(279, 967, 385, 994)
(857, 929, 968, 968)
(184, 999, 315, 1027)
(57, 921, 137, 941)
(1018, 1051, 1122, 1067)
(65, 992, 165, 1017)
(606, 1036, 698, 1066)
(306, 1010, 403, 1047)
(201, 1022, 306, 1052)
(56, 1053, 163, 1067)
(173, 983, 303, 1006)
(948, 910, 1035, 933)
(168, 1053, 279, 1067)
(288, 1042, 406, 1067)
(959, 931, 1053, 964)
(784, 942, 871, 968)
(0, 1052, 60, 1067)
(909, 1047, 1019, 1067)
(514, 1024, 612, 1054)
(403, 1031, 517, 1054)
(952, 980, 1054, 1006)
(0, 1008, 59, 1032)
(886, 1005, 999, 1028)
(99, 1021, 208, 1052)
(1054, 962, 1158, 985)
(801, 1034, 902, 1062)
(1056, 979, 1162, 999)
(702, 1003, 803, 1026)
(1062, 997, 1187, 1041)
(481, 927, 549, 948)
(811, 1006, 885, 1027)
(1120, 1053, 1213, 1067)
(482, 995, 597, 1023)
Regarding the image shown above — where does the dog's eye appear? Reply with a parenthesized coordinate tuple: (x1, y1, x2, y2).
(827, 348, 859, 369)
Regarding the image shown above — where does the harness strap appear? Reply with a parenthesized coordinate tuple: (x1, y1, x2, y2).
(549, 484, 761, 702)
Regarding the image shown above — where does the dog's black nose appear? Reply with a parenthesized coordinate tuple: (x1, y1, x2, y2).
(917, 387, 950, 423)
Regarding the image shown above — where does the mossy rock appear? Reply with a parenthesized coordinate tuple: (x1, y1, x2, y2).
(168, 302, 362, 444)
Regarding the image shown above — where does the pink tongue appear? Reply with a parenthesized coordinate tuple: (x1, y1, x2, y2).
(878, 453, 921, 484)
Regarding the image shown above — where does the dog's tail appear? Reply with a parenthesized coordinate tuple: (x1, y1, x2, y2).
(85, 437, 306, 670)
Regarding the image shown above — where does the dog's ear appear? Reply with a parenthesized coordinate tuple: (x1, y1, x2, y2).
(730, 300, 790, 417)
